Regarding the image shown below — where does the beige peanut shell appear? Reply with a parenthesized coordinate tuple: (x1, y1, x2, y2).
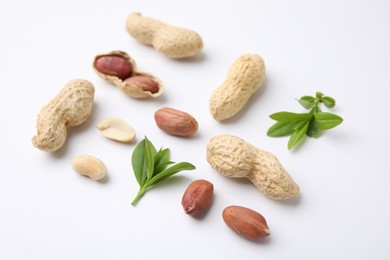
(206, 134, 299, 200)
(93, 50, 164, 98)
(32, 79, 95, 152)
(125, 12, 203, 59)
(209, 54, 265, 121)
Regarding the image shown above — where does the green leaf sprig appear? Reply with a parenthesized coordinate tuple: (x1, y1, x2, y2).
(131, 136, 196, 206)
(267, 92, 343, 150)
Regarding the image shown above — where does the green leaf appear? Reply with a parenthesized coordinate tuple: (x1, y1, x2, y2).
(153, 161, 175, 176)
(306, 116, 322, 137)
(267, 121, 300, 137)
(293, 119, 309, 130)
(269, 112, 311, 122)
(268, 92, 343, 150)
(288, 120, 310, 149)
(144, 137, 156, 181)
(298, 96, 315, 109)
(154, 148, 171, 168)
(311, 105, 322, 113)
(130, 137, 196, 206)
(148, 139, 157, 155)
(131, 139, 146, 186)
(314, 112, 343, 130)
(322, 96, 336, 108)
(146, 162, 196, 187)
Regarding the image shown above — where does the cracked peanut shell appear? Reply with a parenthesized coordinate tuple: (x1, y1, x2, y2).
(93, 50, 164, 98)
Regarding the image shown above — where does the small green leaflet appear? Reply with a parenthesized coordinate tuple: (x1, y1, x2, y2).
(314, 112, 343, 130)
(154, 148, 170, 169)
(306, 116, 321, 137)
(322, 96, 335, 108)
(288, 120, 310, 149)
(131, 138, 147, 186)
(269, 112, 311, 122)
(267, 92, 343, 150)
(298, 96, 315, 109)
(131, 136, 196, 206)
(267, 121, 300, 137)
(144, 137, 155, 181)
(146, 162, 195, 186)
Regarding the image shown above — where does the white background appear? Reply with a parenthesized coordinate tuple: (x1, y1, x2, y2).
(1, 0, 389, 259)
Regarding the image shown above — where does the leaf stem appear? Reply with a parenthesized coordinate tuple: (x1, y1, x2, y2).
(314, 92, 325, 106)
(131, 186, 147, 206)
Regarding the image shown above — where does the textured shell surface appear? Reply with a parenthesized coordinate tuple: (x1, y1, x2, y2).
(125, 12, 163, 44)
(209, 54, 265, 121)
(206, 134, 253, 178)
(58, 79, 95, 126)
(206, 134, 300, 200)
(125, 12, 203, 58)
(32, 79, 95, 152)
(153, 26, 203, 58)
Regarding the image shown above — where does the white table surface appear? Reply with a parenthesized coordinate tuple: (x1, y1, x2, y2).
(1, 0, 389, 259)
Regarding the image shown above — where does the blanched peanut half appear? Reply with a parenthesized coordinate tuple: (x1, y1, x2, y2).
(96, 117, 136, 143)
(71, 155, 107, 181)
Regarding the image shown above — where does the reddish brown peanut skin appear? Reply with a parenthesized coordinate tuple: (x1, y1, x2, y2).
(94, 55, 133, 80)
(222, 206, 270, 241)
(154, 107, 198, 137)
(181, 179, 214, 217)
(93, 50, 164, 98)
(124, 75, 159, 93)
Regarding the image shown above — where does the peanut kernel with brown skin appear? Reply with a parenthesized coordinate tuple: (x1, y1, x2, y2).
(95, 55, 133, 80)
(93, 50, 164, 98)
(154, 107, 198, 137)
(223, 206, 270, 241)
(181, 179, 214, 217)
(124, 75, 159, 93)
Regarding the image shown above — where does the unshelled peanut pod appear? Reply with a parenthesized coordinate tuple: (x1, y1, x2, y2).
(125, 12, 203, 59)
(93, 50, 164, 98)
(209, 54, 265, 121)
(32, 79, 95, 152)
(206, 134, 300, 200)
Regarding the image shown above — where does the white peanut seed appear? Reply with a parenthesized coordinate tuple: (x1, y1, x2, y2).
(71, 155, 107, 181)
(96, 117, 136, 143)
